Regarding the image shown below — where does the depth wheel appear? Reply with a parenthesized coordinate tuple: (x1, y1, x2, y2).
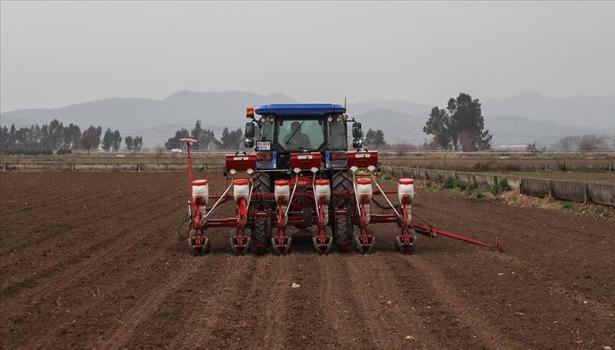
(271, 236, 292, 256)
(189, 231, 210, 256)
(230, 236, 251, 256)
(354, 232, 374, 255)
(396, 230, 416, 255)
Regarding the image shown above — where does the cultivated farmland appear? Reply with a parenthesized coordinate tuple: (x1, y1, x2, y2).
(1, 171, 614, 349)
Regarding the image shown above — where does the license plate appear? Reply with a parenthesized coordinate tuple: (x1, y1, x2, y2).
(355, 153, 371, 158)
(256, 140, 271, 151)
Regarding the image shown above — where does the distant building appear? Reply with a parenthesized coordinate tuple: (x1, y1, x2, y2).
(497, 145, 530, 152)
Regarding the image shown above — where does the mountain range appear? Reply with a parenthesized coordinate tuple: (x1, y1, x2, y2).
(1, 90, 613, 148)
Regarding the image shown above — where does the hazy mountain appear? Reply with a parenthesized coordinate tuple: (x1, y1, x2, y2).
(2, 89, 613, 147)
(349, 100, 431, 116)
(482, 91, 615, 128)
(357, 108, 428, 145)
(484, 114, 609, 147)
(1, 90, 295, 130)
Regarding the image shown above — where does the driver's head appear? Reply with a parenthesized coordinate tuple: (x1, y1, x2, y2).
(291, 121, 301, 133)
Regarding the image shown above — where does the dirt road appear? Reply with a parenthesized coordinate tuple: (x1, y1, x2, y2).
(1, 172, 613, 349)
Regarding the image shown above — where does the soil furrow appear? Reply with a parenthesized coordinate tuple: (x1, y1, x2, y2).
(0, 209, 181, 311)
(0, 210, 183, 348)
(1, 172, 613, 350)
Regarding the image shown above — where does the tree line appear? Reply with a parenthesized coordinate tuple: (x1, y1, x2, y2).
(363, 128, 386, 148)
(554, 135, 614, 151)
(165, 121, 243, 150)
(0, 119, 143, 154)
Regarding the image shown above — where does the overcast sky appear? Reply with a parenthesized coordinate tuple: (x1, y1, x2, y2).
(1, 1, 614, 112)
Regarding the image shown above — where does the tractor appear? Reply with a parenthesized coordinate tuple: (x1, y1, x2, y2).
(181, 103, 503, 256)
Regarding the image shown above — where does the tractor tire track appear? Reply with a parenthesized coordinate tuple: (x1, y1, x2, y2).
(249, 258, 292, 350)
(278, 251, 355, 350)
(344, 254, 441, 349)
(319, 255, 378, 349)
(120, 255, 249, 349)
(187, 256, 284, 350)
(95, 259, 206, 349)
(402, 256, 525, 350)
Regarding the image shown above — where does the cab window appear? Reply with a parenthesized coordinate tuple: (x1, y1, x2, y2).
(257, 117, 274, 141)
(328, 115, 347, 149)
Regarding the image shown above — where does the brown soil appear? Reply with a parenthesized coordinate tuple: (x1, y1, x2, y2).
(1, 172, 614, 349)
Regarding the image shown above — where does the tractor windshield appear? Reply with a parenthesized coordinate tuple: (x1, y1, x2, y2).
(277, 119, 324, 152)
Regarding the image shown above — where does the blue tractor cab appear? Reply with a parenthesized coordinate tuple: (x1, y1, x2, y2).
(244, 103, 362, 171)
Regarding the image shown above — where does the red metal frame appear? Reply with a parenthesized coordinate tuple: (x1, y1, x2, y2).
(290, 152, 322, 170)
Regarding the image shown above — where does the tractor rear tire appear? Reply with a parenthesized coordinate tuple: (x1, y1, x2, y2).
(332, 171, 354, 252)
(252, 171, 272, 193)
(251, 211, 272, 255)
(250, 172, 272, 254)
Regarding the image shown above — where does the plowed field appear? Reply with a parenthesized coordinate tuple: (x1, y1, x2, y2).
(1, 172, 614, 349)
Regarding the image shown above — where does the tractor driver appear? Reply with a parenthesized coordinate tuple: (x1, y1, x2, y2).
(284, 121, 312, 150)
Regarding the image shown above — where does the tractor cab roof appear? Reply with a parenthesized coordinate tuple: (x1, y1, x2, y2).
(255, 103, 346, 118)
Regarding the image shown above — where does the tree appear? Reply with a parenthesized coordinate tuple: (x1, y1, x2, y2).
(578, 135, 609, 151)
(363, 128, 386, 148)
(191, 121, 205, 149)
(191, 120, 221, 150)
(102, 128, 113, 151)
(125, 136, 134, 150)
(221, 127, 243, 149)
(81, 125, 102, 154)
(423, 107, 452, 149)
(165, 128, 190, 150)
(111, 130, 122, 151)
(0, 126, 9, 150)
(364, 129, 375, 145)
(447, 93, 492, 151)
(423, 92, 492, 151)
(133, 136, 143, 150)
(63, 123, 81, 149)
(41, 118, 65, 150)
(373, 129, 385, 147)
